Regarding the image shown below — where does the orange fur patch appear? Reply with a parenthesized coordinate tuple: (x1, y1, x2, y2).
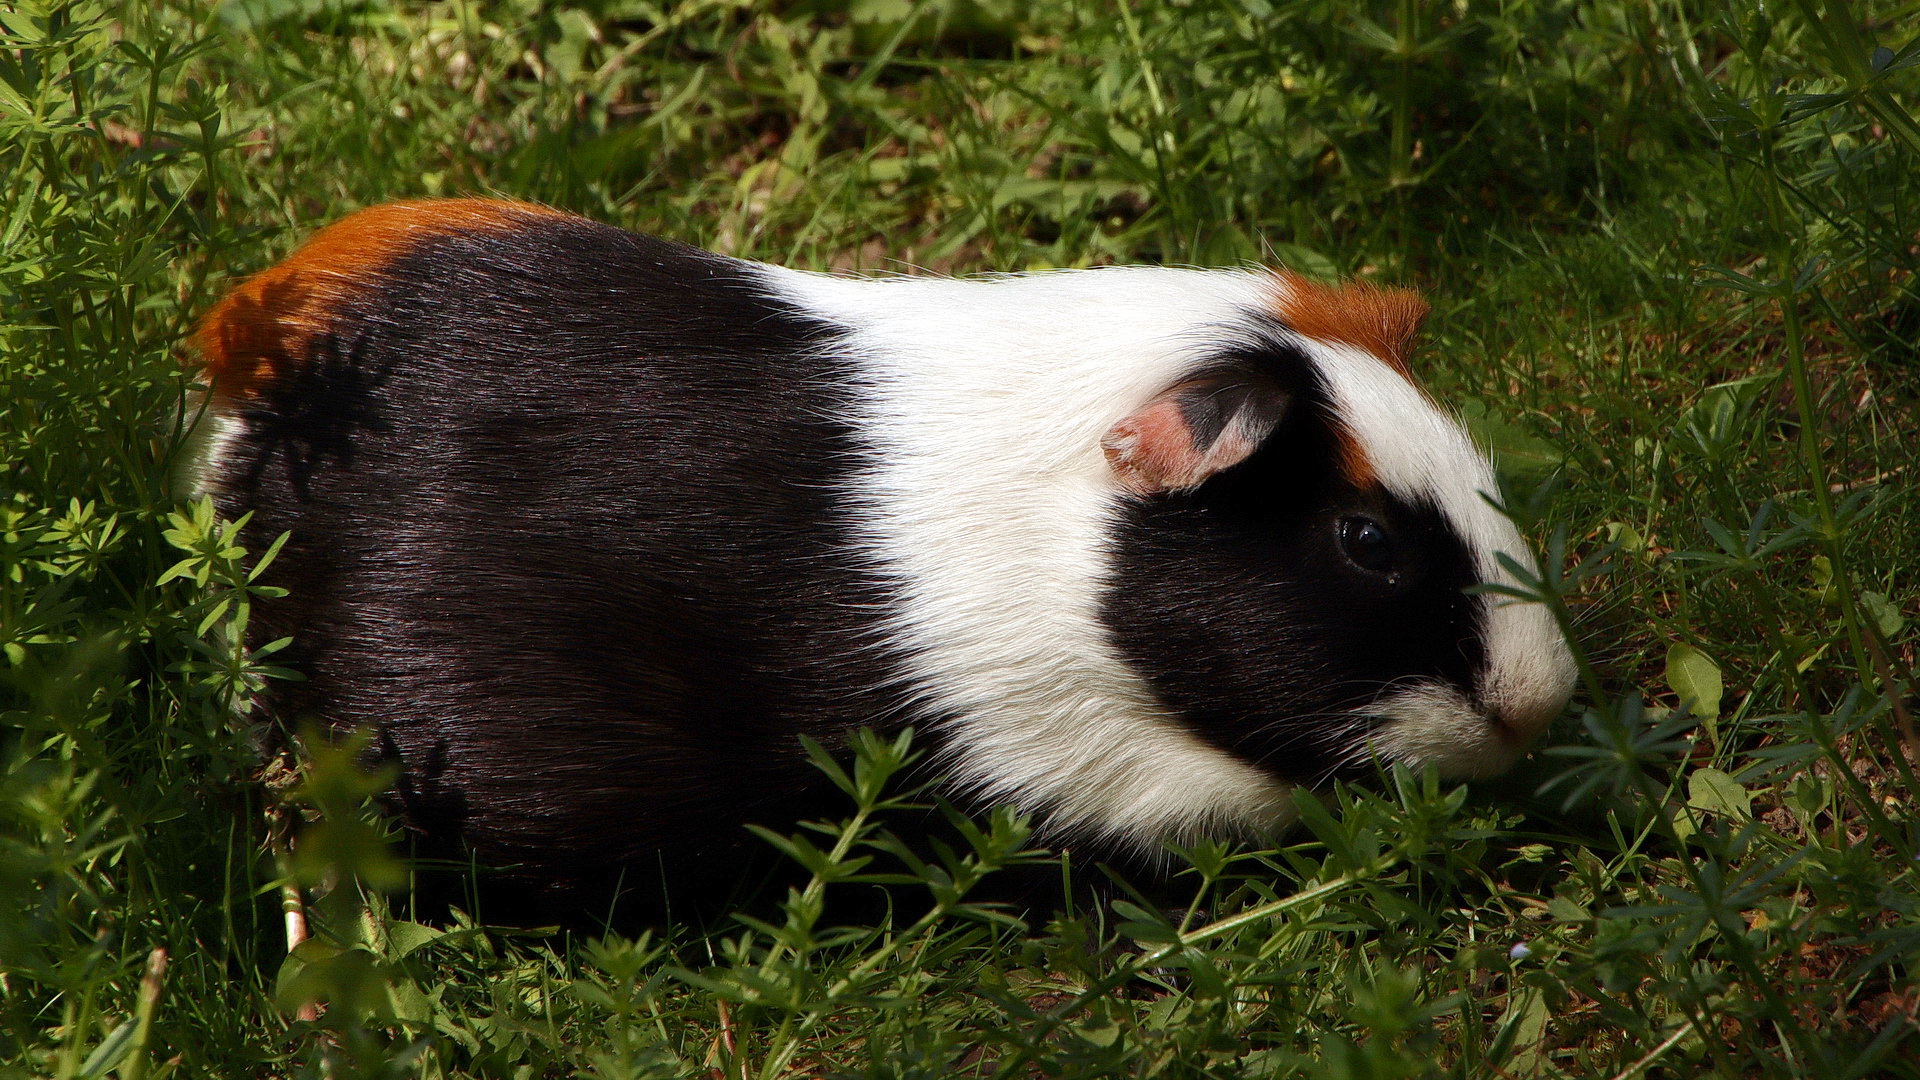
(1331, 424, 1379, 491)
(193, 199, 564, 398)
(1268, 270, 1428, 376)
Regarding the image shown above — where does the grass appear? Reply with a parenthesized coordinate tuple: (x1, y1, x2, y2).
(2, 0, 1917, 1075)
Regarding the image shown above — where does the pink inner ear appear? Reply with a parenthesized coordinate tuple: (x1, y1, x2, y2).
(1103, 398, 1198, 495)
(1102, 395, 1270, 496)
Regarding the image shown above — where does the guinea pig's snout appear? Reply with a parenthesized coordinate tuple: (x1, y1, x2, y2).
(1464, 586, 1579, 766)
(1483, 690, 1566, 748)
(1365, 621, 1575, 779)
(1481, 635, 1578, 743)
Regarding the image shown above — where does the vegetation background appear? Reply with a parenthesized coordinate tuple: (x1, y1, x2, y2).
(2, 0, 1917, 1075)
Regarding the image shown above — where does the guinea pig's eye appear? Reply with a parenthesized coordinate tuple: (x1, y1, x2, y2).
(1338, 516, 1397, 576)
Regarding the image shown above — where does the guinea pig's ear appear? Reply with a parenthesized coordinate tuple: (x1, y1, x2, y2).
(1102, 374, 1289, 496)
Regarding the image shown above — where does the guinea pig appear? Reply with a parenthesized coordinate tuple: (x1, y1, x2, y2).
(190, 199, 1575, 905)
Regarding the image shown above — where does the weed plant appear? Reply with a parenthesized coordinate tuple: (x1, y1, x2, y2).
(2, 0, 1916, 1076)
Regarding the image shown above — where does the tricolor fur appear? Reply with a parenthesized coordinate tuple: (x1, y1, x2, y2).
(193, 200, 1574, 897)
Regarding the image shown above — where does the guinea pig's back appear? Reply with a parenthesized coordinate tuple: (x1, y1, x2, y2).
(193, 202, 898, 890)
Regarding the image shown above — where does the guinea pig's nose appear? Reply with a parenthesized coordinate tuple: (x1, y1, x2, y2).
(1483, 687, 1568, 748)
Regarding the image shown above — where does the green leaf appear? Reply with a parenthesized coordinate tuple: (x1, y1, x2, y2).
(154, 556, 201, 586)
(215, 0, 359, 31)
(383, 920, 445, 960)
(77, 1017, 136, 1078)
(1665, 642, 1723, 719)
(1546, 896, 1590, 922)
(1266, 243, 1340, 281)
(1858, 591, 1905, 639)
(1456, 398, 1565, 482)
(1687, 767, 1752, 820)
(1111, 899, 1179, 944)
(1603, 521, 1648, 559)
(1696, 265, 1775, 295)
(383, 977, 434, 1025)
(1491, 987, 1551, 1073)
(1667, 801, 1697, 843)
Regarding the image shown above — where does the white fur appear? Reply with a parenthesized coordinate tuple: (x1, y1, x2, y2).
(763, 264, 1574, 848)
(175, 398, 244, 496)
(765, 265, 1298, 848)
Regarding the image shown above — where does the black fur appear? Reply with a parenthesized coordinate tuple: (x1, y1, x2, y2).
(213, 215, 903, 911)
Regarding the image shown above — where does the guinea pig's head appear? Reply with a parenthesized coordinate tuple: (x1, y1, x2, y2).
(1097, 273, 1576, 813)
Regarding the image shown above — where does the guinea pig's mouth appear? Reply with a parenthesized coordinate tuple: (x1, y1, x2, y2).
(1482, 711, 1528, 749)
(1355, 682, 1533, 780)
